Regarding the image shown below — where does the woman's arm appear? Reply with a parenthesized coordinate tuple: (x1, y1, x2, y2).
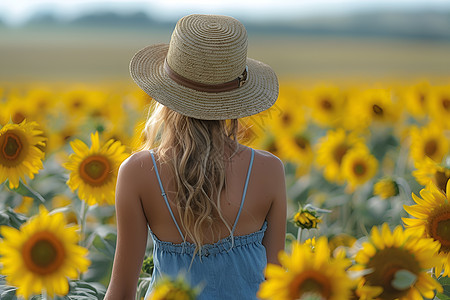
(104, 156, 148, 300)
(262, 155, 287, 266)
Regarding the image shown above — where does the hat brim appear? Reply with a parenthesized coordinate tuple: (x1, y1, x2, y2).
(130, 44, 279, 120)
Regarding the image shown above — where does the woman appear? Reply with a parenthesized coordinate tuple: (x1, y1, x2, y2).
(104, 14, 286, 299)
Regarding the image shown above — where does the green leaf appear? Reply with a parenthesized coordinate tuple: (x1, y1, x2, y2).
(0, 208, 28, 230)
(0, 286, 17, 300)
(7, 180, 46, 203)
(92, 233, 116, 257)
(68, 280, 106, 300)
(438, 276, 450, 285)
(435, 293, 450, 300)
(434, 276, 450, 300)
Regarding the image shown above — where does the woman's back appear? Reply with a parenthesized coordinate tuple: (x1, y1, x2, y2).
(136, 145, 280, 245)
(123, 145, 285, 299)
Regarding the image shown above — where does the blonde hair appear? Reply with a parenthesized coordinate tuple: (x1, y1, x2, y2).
(140, 102, 239, 254)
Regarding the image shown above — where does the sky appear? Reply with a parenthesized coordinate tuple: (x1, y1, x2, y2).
(1, 0, 450, 25)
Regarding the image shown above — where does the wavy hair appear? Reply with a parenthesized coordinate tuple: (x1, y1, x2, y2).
(139, 102, 239, 255)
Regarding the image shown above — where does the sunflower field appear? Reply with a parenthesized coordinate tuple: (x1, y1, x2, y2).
(1, 79, 450, 299)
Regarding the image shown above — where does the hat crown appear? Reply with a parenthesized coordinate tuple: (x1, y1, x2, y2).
(167, 14, 248, 85)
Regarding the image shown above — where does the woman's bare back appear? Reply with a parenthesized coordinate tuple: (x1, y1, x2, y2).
(128, 144, 283, 243)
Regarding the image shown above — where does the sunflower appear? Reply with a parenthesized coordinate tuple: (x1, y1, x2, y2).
(266, 87, 306, 138)
(64, 132, 128, 206)
(341, 148, 378, 192)
(258, 236, 353, 300)
(347, 88, 401, 129)
(46, 123, 80, 154)
(352, 223, 442, 300)
(60, 88, 104, 122)
(413, 157, 450, 194)
(0, 120, 47, 189)
(293, 207, 322, 230)
(304, 237, 316, 250)
(278, 133, 314, 176)
(101, 124, 132, 151)
(24, 87, 58, 123)
(328, 234, 356, 255)
(374, 177, 399, 200)
(399, 81, 431, 119)
(429, 86, 450, 128)
(2, 93, 32, 124)
(409, 123, 449, 164)
(0, 206, 90, 299)
(148, 275, 198, 300)
(316, 128, 366, 184)
(403, 181, 450, 277)
(307, 84, 346, 128)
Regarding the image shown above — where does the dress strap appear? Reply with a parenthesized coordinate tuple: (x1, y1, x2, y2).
(149, 150, 185, 242)
(231, 148, 255, 235)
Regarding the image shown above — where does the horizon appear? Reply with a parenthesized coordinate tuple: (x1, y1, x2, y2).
(1, 0, 450, 26)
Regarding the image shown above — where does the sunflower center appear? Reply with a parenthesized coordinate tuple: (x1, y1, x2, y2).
(333, 144, 349, 165)
(320, 98, 333, 111)
(281, 113, 293, 126)
(267, 140, 278, 154)
(2, 133, 22, 160)
(12, 112, 26, 124)
(442, 97, 450, 111)
(80, 155, 111, 186)
(424, 139, 438, 158)
(434, 171, 450, 194)
(353, 161, 367, 176)
(290, 270, 331, 299)
(366, 247, 420, 300)
(37, 98, 48, 110)
(71, 98, 83, 109)
(430, 210, 450, 250)
(372, 104, 384, 116)
(295, 137, 309, 150)
(22, 231, 65, 275)
(418, 93, 426, 104)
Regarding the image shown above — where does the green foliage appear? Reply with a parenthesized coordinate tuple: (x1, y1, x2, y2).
(7, 180, 45, 203)
(0, 278, 105, 300)
(142, 255, 154, 275)
(92, 232, 116, 258)
(0, 207, 28, 231)
(435, 276, 450, 300)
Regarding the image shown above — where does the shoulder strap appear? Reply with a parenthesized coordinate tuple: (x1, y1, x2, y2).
(231, 148, 255, 235)
(149, 150, 185, 242)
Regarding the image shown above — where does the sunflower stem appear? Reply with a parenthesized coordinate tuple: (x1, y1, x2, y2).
(297, 227, 302, 242)
(41, 288, 48, 300)
(18, 180, 46, 203)
(79, 200, 89, 247)
(341, 196, 351, 234)
(79, 200, 89, 281)
(345, 188, 361, 234)
(396, 177, 412, 202)
(394, 139, 409, 177)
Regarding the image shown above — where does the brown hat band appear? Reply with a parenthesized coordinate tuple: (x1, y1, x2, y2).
(163, 59, 248, 93)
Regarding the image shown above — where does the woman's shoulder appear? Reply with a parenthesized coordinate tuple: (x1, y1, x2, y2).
(251, 148, 284, 173)
(118, 149, 153, 177)
(237, 145, 285, 185)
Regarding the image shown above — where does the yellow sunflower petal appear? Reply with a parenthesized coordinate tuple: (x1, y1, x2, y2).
(0, 207, 90, 298)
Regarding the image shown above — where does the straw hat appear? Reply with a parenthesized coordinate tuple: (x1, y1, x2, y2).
(130, 14, 279, 120)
